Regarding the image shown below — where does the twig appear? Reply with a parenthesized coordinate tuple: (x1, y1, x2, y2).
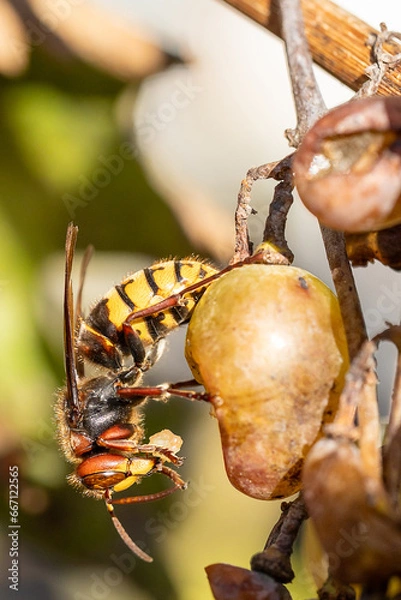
(250, 495, 308, 583)
(319, 226, 367, 360)
(232, 156, 294, 264)
(280, 0, 326, 146)
(222, 0, 401, 96)
(357, 23, 401, 97)
(279, 0, 367, 360)
(262, 155, 294, 263)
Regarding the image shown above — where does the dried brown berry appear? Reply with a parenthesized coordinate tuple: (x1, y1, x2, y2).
(206, 563, 291, 600)
(293, 96, 401, 232)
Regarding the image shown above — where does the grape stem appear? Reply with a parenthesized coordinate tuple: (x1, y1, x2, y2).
(279, 0, 367, 361)
(250, 494, 308, 583)
(232, 155, 294, 264)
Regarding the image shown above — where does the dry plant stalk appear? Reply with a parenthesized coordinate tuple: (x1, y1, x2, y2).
(222, 0, 401, 96)
(232, 155, 294, 264)
(279, 0, 367, 361)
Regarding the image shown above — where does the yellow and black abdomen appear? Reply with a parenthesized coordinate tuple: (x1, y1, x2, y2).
(77, 259, 218, 372)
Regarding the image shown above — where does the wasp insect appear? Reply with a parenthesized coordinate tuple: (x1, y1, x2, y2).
(56, 223, 220, 562)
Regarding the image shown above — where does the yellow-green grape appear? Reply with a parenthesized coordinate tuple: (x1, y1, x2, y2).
(185, 264, 349, 500)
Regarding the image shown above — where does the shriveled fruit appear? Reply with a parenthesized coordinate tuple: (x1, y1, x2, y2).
(293, 96, 401, 233)
(303, 338, 401, 585)
(303, 437, 401, 584)
(185, 264, 348, 500)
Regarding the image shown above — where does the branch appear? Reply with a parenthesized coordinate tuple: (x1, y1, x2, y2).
(251, 495, 308, 583)
(280, 0, 326, 145)
(221, 0, 401, 96)
(279, 0, 367, 360)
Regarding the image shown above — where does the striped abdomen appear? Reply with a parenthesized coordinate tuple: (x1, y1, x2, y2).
(77, 259, 218, 372)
